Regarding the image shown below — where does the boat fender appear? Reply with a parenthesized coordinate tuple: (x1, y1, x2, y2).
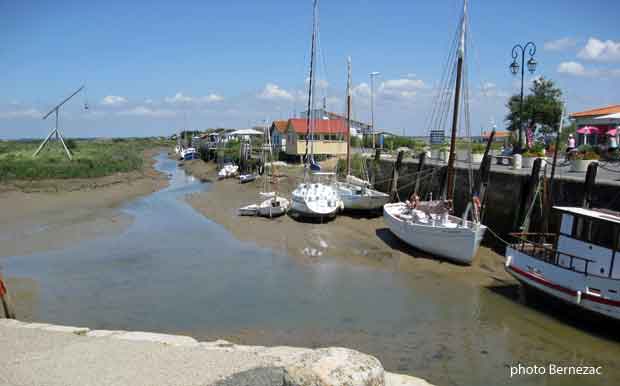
(505, 255, 512, 268)
(576, 290, 582, 305)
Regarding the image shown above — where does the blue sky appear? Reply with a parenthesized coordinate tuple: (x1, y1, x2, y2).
(1, 0, 619, 139)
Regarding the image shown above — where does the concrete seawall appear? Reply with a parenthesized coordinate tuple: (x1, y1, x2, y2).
(0, 319, 433, 386)
(368, 157, 620, 239)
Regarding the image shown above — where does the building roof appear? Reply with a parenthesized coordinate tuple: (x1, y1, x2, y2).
(570, 105, 620, 119)
(288, 118, 348, 135)
(271, 120, 288, 134)
(482, 130, 511, 138)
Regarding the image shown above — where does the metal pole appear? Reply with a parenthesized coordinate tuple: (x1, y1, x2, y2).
(370, 72, 380, 149)
(519, 54, 525, 151)
(511, 42, 536, 153)
(370, 75, 375, 149)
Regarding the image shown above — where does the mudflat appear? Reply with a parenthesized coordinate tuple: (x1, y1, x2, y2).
(0, 148, 168, 258)
(183, 159, 511, 287)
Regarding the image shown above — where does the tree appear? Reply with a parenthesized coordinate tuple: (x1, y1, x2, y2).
(505, 77, 564, 147)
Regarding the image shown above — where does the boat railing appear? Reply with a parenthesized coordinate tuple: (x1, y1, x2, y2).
(509, 232, 601, 277)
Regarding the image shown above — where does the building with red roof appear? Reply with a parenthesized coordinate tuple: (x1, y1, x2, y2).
(284, 118, 348, 157)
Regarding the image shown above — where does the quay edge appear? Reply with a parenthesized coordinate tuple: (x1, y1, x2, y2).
(0, 319, 434, 386)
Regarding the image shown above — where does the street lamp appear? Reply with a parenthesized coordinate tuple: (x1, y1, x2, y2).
(510, 41, 537, 152)
(369, 71, 381, 148)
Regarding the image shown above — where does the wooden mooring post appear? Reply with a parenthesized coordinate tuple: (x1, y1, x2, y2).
(517, 157, 543, 232)
(0, 273, 15, 319)
(582, 162, 598, 209)
(371, 148, 381, 187)
(413, 151, 427, 197)
(475, 129, 495, 220)
(389, 151, 405, 202)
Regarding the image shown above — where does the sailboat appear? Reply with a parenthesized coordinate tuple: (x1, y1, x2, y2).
(337, 57, 389, 211)
(239, 123, 290, 218)
(290, 0, 343, 219)
(383, 0, 486, 265)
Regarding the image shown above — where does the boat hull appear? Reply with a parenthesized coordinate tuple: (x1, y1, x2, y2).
(505, 247, 620, 320)
(337, 183, 390, 211)
(290, 183, 342, 218)
(383, 203, 485, 264)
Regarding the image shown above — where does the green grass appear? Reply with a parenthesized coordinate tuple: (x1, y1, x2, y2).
(0, 137, 172, 181)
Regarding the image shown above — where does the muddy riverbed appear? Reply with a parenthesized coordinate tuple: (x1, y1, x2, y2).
(2, 153, 619, 386)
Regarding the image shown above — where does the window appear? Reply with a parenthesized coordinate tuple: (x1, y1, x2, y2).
(572, 216, 615, 249)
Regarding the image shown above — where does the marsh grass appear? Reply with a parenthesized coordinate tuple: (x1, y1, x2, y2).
(0, 138, 171, 181)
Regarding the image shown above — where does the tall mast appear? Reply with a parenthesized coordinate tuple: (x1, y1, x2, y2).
(445, 0, 467, 201)
(304, 0, 318, 173)
(346, 56, 352, 176)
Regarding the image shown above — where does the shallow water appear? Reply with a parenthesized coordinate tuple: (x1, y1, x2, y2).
(2, 153, 619, 386)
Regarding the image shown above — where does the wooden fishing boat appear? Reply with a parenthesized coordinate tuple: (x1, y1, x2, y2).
(383, 0, 486, 264)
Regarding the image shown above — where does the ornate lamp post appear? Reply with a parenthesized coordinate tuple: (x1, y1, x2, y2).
(510, 42, 537, 152)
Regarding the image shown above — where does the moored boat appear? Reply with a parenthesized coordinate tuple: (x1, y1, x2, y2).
(383, 0, 486, 264)
(337, 57, 389, 212)
(384, 202, 486, 264)
(291, 172, 342, 218)
(218, 164, 239, 179)
(505, 206, 620, 320)
(289, 0, 342, 220)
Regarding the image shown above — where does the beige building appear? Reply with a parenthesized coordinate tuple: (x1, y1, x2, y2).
(284, 118, 347, 157)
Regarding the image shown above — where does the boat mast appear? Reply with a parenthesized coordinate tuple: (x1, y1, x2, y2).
(346, 56, 352, 177)
(304, 0, 318, 176)
(445, 0, 467, 202)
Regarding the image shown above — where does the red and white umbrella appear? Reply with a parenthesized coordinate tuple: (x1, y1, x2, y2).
(576, 126, 601, 135)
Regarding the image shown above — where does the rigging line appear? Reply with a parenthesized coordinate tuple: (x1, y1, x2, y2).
(425, 20, 458, 134)
(429, 27, 460, 135)
(425, 24, 459, 134)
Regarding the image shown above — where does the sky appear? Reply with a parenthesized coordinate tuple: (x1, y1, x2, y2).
(1, 0, 619, 139)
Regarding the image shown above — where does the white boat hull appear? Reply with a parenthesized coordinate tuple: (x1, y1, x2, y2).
(218, 165, 239, 179)
(239, 197, 290, 218)
(239, 174, 257, 183)
(383, 203, 486, 264)
(290, 183, 342, 218)
(337, 182, 390, 211)
(505, 247, 620, 320)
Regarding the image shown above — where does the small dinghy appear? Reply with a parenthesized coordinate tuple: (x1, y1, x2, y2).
(183, 148, 199, 161)
(218, 164, 239, 179)
(238, 194, 290, 218)
(238, 124, 290, 218)
(239, 173, 257, 184)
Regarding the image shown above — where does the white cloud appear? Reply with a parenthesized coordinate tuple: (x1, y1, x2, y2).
(543, 37, 578, 51)
(352, 83, 370, 98)
(164, 92, 224, 105)
(204, 93, 224, 102)
(379, 78, 426, 99)
(117, 106, 176, 118)
(578, 38, 620, 62)
(257, 83, 293, 101)
(165, 92, 193, 104)
(557, 61, 586, 76)
(101, 95, 128, 106)
(0, 108, 41, 119)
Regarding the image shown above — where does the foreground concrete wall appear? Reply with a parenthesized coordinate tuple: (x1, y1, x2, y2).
(0, 319, 433, 386)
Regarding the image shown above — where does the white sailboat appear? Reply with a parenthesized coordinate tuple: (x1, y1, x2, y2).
(290, 0, 343, 219)
(383, 0, 486, 265)
(218, 163, 239, 179)
(239, 123, 290, 218)
(337, 57, 389, 211)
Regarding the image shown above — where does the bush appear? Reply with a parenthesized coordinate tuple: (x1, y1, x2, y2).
(471, 143, 486, 154)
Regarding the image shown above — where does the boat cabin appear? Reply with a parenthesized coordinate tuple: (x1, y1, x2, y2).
(512, 207, 620, 279)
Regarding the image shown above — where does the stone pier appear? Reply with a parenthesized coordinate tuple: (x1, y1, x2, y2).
(0, 319, 433, 386)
